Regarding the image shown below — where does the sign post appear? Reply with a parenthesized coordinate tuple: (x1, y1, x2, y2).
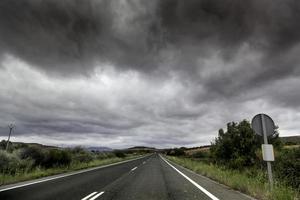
(261, 114, 274, 190)
(252, 114, 275, 190)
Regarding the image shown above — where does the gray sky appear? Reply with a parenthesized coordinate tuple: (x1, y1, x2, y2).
(0, 0, 299, 148)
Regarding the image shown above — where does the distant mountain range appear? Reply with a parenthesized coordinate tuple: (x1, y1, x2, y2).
(128, 146, 156, 150)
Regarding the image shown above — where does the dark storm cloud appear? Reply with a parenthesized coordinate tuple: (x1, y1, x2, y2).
(0, 0, 299, 76)
(0, 0, 299, 103)
(157, 0, 300, 99)
(158, 0, 300, 54)
(0, 0, 163, 75)
(1, 0, 300, 147)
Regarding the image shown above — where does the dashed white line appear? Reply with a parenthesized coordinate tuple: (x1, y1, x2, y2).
(89, 191, 104, 200)
(81, 191, 104, 200)
(143, 161, 146, 164)
(81, 192, 98, 200)
(131, 167, 138, 171)
(160, 155, 219, 200)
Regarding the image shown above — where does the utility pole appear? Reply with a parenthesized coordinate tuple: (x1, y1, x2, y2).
(6, 124, 15, 151)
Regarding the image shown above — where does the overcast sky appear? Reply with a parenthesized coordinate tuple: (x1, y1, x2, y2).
(0, 0, 300, 148)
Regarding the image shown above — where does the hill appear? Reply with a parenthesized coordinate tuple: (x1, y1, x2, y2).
(280, 135, 300, 145)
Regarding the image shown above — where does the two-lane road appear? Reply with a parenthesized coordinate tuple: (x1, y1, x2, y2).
(0, 154, 254, 200)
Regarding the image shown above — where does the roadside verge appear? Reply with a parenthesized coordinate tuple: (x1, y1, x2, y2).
(166, 156, 299, 200)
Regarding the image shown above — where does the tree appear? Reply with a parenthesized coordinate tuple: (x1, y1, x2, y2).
(266, 126, 282, 149)
(166, 148, 185, 156)
(211, 120, 260, 169)
(0, 140, 6, 150)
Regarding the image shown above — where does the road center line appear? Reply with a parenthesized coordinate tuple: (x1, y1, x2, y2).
(81, 192, 98, 200)
(89, 191, 104, 200)
(160, 155, 219, 200)
(131, 167, 138, 171)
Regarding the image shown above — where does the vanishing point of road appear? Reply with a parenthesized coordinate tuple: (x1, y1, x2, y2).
(0, 154, 254, 200)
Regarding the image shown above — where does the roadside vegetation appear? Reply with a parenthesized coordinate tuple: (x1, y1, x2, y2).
(0, 141, 147, 186)
(166, 120, 300, 200)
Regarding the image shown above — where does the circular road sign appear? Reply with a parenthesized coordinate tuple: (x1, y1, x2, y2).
(251, 114, 275, 136)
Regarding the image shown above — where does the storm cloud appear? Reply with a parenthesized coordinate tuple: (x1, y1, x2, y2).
(0, 0, 299, 148)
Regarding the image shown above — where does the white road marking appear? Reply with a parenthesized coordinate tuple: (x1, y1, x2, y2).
(0, 155, 151, 192)
(131, 167, 138, 171)
(81, 192, 98, 200)
(89, 191, 104, 200)
(143, 161, 146, 164)
(160, 155, 220, 200)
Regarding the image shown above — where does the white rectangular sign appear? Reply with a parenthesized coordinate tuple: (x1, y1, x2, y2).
(262, 144, 275, 161)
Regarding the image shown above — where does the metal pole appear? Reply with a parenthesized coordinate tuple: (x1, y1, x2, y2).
(261, 114, 273, 190)
(6, 125, 13, 151)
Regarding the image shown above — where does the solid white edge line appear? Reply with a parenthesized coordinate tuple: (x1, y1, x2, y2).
(131, 167, 138, 171)
(172, 161, 256, 200)
(89, 191, 104, 200)
(0, 154, 151, 192)
(160, 155, 219, 200)
(81, 192, 98, 200)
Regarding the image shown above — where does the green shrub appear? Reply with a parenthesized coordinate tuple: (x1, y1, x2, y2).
(0, 150, 10, 172)
(274, 147, 300, 188)
(0, 140, 13, 152)
(114, 151, 126, 158)
(0, 140, 7, 150)
(166, 148, 185, 156)
(96, 152, 115, 159)
(190, 151, 209, 159)
(43, 149, 71, 167)
(70, 146, 85, 154)
(19, 146, 46, 166)
(210, 120, 260, 169)
(0, 150, 32, 174)
(72, 151, 93, 163)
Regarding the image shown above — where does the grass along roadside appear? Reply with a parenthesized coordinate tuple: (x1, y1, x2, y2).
(167, 156, 299, 200)
(0, 154, 144, 186)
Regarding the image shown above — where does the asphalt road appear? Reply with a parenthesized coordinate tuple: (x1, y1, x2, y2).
(0, 154, 254, 200)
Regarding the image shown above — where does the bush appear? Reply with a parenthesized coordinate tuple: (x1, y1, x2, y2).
(19, 146, 46, 166)
(210, 120, 260, 169)
(19, 147, 72, 168)
(96, 152, 115, 159)
(190, 151, 209, 159)
(43, 149, 71, 168)
(0, 140, 13, 152)
(0, 150, 31, 174)
(70, 146, 85, 154)
(166, 148, 185, 156)
(274, 147, 300, 188)
(0, 140, 7, 150)
(72, 151, 93, 163)
(114, 151, 126, 158)
(0, 150, 10, 172)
